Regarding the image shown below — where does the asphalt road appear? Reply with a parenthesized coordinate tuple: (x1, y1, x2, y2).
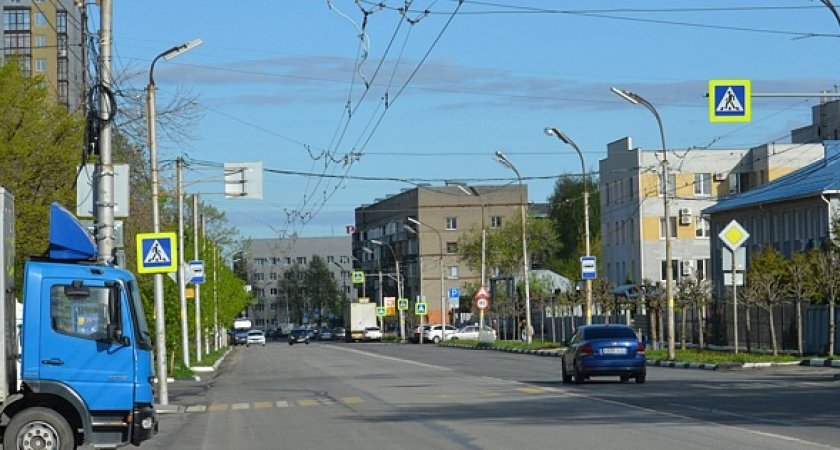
(147, 341, 840, 450)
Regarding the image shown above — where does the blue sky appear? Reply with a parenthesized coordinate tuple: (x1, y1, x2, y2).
(108, 1, 840, 240)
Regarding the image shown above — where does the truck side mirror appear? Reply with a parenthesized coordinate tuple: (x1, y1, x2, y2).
(107, 323, 130, 346)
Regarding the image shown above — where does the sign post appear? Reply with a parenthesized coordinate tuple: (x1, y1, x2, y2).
(474, 286, 490, 330)
(719, 220, 750, 354)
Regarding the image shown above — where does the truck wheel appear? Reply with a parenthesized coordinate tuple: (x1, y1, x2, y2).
(4, 407, 75, 450)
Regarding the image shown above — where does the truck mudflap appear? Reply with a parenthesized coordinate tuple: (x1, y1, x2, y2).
(131, 405, 157, 445)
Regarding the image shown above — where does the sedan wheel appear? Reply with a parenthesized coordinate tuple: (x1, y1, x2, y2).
(573, 361, 585, 384)
(635, 374, 646, 384)
(561, 362, 572, 384)
(433, 336, 441, 344)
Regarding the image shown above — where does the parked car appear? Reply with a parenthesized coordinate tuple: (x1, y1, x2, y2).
(288, 328, 311, 345)
(424, 324, 458, 343)
(363, 326, 382, 341)
(233, 329, 249, 346)
(246, 329, 266, 346)
(412, 324, 433, 343)
(319, 327, 333, 340)
(450, 325, 496, 341)
(561, 324, 646, 384)
(332, 327, 346, 341)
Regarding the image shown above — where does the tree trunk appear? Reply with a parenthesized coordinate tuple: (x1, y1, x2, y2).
(649, 308, 658, 350)
(658, 307, 665, 350)
(697, 304, 705, 349)
(680, 307, 687, 350)
(830, 298, 836, 357)
(745, 304, 752, 353)
(767, 306, 778, 356)
(795, 298, 803, 357)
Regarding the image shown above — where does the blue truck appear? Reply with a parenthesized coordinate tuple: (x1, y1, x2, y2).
(0, 188, 157, 449)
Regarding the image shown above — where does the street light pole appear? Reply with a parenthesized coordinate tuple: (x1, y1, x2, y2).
(146, 38, 202, 405)
(544, 127, 592, 326)
(406, 218, 446, 340)
(611, 87, 675, 361)
(495, 151, 532, 344)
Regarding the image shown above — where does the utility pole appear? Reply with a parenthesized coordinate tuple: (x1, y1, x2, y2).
(194, 195, 202, 361)
(95, 0, 114, 265)
(176, 157, 190, 368)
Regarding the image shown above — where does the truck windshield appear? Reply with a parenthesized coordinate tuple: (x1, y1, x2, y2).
(127, 280, 153, 350)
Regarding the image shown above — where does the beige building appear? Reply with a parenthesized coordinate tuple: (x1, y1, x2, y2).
(353, 184, 526, 324)
(2, 0, 84, 109)
(599, 137, 823, 288)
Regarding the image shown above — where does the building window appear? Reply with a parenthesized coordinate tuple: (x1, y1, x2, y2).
(695, 259, 710, 280)
(283, 256, 291, 265)
(56, 11, 67, 33)
(695, 216, 710, 238)
(659, 217, 676, 239)
(660, 260, 678, 282)
(728, 173, 741, 195)
(446, 242, 458, 254)
(694, 173, 711, 196)
(445, 217, 457, 230)
(4, 10, 30, 31)
(490, 216, 502, 228)
(35, 12, 46, 27)
(253, 273, 264, 281)
(327, 255, 335, 263)
(35, 34, 46, 48)
(269, 272, 278, 281)
(340, 255, 349, 264)
(270, 288, 278, 296)
(447, 266, 459, 279)
(35, 58, 46, 72)
(296, 257, 307, 265)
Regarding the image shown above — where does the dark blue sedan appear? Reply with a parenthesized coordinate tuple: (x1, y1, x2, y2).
(561, 324, 646, 384)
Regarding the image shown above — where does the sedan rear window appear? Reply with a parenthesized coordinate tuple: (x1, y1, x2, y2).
(584, 327, 637, 340)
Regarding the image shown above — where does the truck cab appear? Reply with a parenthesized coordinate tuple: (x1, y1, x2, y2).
(0, 195, 157, 449)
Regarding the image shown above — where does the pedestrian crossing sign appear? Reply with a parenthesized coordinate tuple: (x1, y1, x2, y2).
(136, 232, 178, 274)
(415, 302, 428, 316)
(709, 79, 751, 123)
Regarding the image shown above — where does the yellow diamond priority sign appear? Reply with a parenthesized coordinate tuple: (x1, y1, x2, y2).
(719, 220, 750, 251)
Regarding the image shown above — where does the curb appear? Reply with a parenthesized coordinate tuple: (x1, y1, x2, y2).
(800, 358, 840, 368)
(647, 360, 718, 370)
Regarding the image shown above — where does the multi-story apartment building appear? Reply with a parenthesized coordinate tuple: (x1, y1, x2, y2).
(353, 184, 526, 324)
(599, 136, 823, 288)
(240, 237, 354, 330)
(2, 0, 84, 109)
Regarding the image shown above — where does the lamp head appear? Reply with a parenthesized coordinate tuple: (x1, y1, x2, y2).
(406, 217, 420, 226)
(403, 224, 416, 234)
(610, 86, 639, 105)
(370, 239, 383, 246)
(163, 38, 203, 61)
(362, 247, 374, 254)
(544, 127, 573, 145)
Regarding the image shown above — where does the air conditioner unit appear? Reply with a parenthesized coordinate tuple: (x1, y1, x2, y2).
(678, 207, 692, 225)
(681, 260, 693, 276)
(58, 49, 67, 57)
(713, 172, 727, 181)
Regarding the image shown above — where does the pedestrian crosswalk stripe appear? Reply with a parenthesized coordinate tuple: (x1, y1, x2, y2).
(254, 401, 273, 409)
(318, 399, 336, 406)
(185, 405, 206, 413)
(298, 399, 319, 406)
(516, 387, 545, 394)
(341, 396, 363, 404)
(275, 400, 290, 408)
(231, 403, 250, 410)
(208, 404, 228, 412)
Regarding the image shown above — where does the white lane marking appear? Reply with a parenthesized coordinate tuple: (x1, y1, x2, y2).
(327, 345, 452, 371)
(559, 389, 838, 449)
(671, 403, 793, 426)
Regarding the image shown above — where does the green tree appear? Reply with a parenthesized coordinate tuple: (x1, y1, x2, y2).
(547, 175, 600, 280)
(304, 255, 340, 327)
(812, 244, 840, 357)
(744, 246, 787, 355)
(676, 273, 711, 350)
(0, 62, 83, 285)
(786, 250, 819, 356)
(279, 263, 306, 325)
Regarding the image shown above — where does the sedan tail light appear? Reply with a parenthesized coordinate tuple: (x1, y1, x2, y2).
(579, 343, 594, 356)
(636, 342, 646, 355)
